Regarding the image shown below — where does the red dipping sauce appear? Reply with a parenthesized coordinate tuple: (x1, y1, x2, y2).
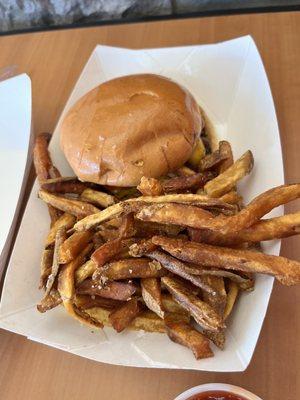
(188, 391, 247, 400)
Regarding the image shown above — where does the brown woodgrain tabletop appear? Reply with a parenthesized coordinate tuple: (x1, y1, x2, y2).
(0, 11, 299, 400)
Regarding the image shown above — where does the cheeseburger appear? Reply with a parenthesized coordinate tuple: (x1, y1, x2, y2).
(60, 74, 205, 186)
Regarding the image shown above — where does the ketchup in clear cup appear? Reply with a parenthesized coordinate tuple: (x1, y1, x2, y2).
(187, 391, 247, 400)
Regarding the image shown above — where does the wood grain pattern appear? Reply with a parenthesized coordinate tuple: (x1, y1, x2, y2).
(0, 11, 299, 400)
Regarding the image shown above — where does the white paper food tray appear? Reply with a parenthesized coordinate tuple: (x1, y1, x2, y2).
(0, 36, 284, 371)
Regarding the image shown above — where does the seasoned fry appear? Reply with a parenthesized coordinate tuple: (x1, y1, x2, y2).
(161, 294, 189, 316)
(137, 176, 163, 196)
(91, 238, 136, 279)
(39, 248, 54, 289)
(224, 281, 239, 319)
(147, 250, 218, 294)
(219, 190, 242, 205)
(41, 177, 88, 194)
(74, 193, 236, 231)
(65, 301, 104, 329)
(48, 206, 63, 226)
(45, 213, 76, 248)
(188, 138, 206, 169)
(59, 231, 93, 264)
(37, 289, 62, 313)
(39, 190, 100, 218)
(165, 319, 213, 359)
(136, 203, 214, 228)
(134, 220, 183, 238)
(199, 142, 229, 171)
(76, 279, 136, 300)
(162, 172, 215, 193)
(153, 236, 300, 285)
(75, 260, 97, 285)
(80, 188, 116, 208)
(119, 213, 136, 238)
(162, 276, 225, 331)
(202, 276, 226, 316)
(204, 150, 253, 197)
(129, 239, 158, 257)
(74, 294, 123, 310)
(109, 298, 142, 332)
(44, 227, 66, 296)
(141, 278, 164, 318)
(100, 258, 166, 281)
(202, 330, 226, 350)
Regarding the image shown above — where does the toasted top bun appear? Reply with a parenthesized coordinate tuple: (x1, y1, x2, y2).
(60, 74, 203, 186)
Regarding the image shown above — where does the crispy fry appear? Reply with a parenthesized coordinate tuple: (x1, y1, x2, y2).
(33, 132, 53, 183)
(49, 165, 61, 179)
(41, 177, 88, 194)
(59, 231, 93, 264)
(161, 294, 189, 316)
(91, 238, 136, 279)
(100, 258, 166, 281)
(224, 281, 239, 319)
(39, 248, 54, 289)
(80, 188, 116, 208)
(76, 279, 136, 301)
(109, 298, 142, 332)
(202, 330, 226, 350)
(39, 190, 100, 218)
(119, 213, 136, 238)
(153, 236, 300, 285)
(48, 206, 63, 226)
(44, 227, 67, 296)
(204, 150, 253, 197)
(165, 319, 213, 359)
(162, 172, 215, 193)
(75, 260, 97, 285)
(136, 203, 214, 228)
(188, 138, 206, 169)
(37, 289, 62, 313)
(202, 276, 226, 316)
(219, 190, 242, 205)
(141, 278, 164, 318)
(112, 187, 141, 200)
(199, 141, 231, 172)
(45, 213, 76, 248)
(74, 294, 123, 310)
(162, 276, 225, 331)
(137, 176, 163, 196)
(65, 301, 104, 329)
(129, 239, 158, 257)
(218, 141, 234, 173)
(74, 193, 236, 231)
(134, 220, 183, 238)
(147, 250, 218, 294)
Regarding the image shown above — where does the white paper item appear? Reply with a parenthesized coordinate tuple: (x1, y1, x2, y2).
(0, 74, 31, 261)
(0, 36, 284, 371)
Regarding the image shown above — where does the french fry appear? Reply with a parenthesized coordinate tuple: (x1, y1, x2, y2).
(48, 207, 63, 226)
(161, 294, 189, 316)
(37, 289, 62, 313)
(177, 166, 196, 176)
(119, 213, 136, 238)
(75, 259, 97, 285)
(202, 330, 226, 350)
(162, 172, 215, 193)
(109, 298, 142, 332)
(136, 203, 214, 228)
(59, 231, 93, 264)
(41, 177, 88, 194)
(33, 132, 53, 183)
(147, 250, 218, 294)
(224, 281, 239, 319)
(199, 142, 229, 171)
(39, 190, 100, 218)
(129, 239, 158, 257)
(202, 276, 227, 316)
(165, 318, 213, 359)
(153, 236, 300, 285)
(74, 294, 123, 310)
(162, 276, 225, 331)
(45, 213, 76, 248)
(39, 248, 54, 289)
(91, 238, 136, 279)
(204, 150, 253, 197)
(188, 138, 206, 169)
(64, 301, 104, 329)
(49, 165, 61, 179)
(219, 190, 242, 205)
(74, 193, 237, 231)
(218, 140, 234, 173)
(76, 279, 136, 301)
(80, 188, 116, 208)
(141, 278, 164, 318)
(44, 227, 67, 296)
(137, 176, 163, 196)
(100, 258, 166, 281)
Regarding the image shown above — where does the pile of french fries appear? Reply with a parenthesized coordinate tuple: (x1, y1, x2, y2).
(34, 133, 300, 360)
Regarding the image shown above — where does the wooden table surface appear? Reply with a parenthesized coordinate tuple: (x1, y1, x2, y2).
(0, 11, 299, 400)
